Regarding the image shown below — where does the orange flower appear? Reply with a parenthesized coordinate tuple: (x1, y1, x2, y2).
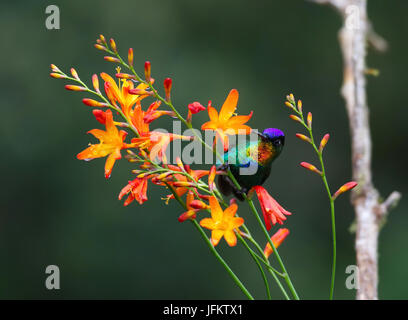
(263, 228, 290, 259)
(118, 177, 149, 205)
(160, 162, 216, 199)
(253, 186, 292, 230)
(131, 132, 193, 163)
(77, 109, 130, 178)
(201, 89, 252, 150)
(143, 101, 175, 124)
(177, 191, 209, 222)
(101, 72, 149, 119)
(200, 196, 244, 247)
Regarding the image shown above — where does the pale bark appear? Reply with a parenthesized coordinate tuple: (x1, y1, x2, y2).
(311, 0, 401, 299)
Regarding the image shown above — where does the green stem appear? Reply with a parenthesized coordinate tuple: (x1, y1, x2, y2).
(191, 220, 254, 300)
(226, 170, 299, 300)
(238, 233, 290, 300)
(237, 233, 271, 299)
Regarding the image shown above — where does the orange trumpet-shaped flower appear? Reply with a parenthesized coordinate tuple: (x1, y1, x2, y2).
(201, 89, 252, 150)
(131, 132, 193, 163)
(118, 177, 149, 205)
(178, 191, 208, 222)
(253, 186, 292, 230)
(77, 109, 130, 179)
(263, 228, 290, 259)
(200, 196, 244, 247)
(101, 72, 150, 120)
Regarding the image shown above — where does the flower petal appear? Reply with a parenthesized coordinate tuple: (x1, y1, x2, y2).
(209, 196, 223, 222)
(211, 230, 224, 246)
(219, 89, 239, 123)
(224, 230, 237, 247)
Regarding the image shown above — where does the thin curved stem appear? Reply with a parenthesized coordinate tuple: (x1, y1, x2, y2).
(226, 170, 300, 300)
(191, 220, 254, 300)
(237, 233, 271, 299)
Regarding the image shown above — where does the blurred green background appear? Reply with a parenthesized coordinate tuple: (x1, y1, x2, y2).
(0, 0, 406, 299)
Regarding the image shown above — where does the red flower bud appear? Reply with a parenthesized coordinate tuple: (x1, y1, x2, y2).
(128, 48, 134, 67)
(264, 228, 290, 259)
(188, 102, 206, 114)
(189, 200, 209, 210)
(144, 61, 151, 82)
(163, 77, 172, 101)
(92, 109, 106, 124)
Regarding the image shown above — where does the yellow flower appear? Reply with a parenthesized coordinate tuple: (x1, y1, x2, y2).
(200, 196, 244, 247)
(201, 89, 252, 150)
(77, 109, 130, 178)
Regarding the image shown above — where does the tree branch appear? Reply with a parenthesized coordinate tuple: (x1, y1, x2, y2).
(311, 0, 401, 299)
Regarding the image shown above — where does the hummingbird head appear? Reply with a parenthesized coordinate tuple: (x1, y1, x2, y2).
(257, 128, 285, 154)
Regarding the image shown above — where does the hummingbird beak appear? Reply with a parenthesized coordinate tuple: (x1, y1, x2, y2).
(256, 131, 267, 139)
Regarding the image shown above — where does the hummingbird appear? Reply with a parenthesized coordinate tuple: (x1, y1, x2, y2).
(217, 128, 285, 201)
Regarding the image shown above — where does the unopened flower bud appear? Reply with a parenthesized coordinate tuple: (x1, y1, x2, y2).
(163, 78, 172, 101)
(188, 102, 205, 114)
(295, 133, 312, 144)
(297, 99, 303, 113)
(289, 114, 302, 123)
(144, 61, 151, 82)
(70, 68, 79, 80)
(92, 109, 106, 124)
(128, 48, 134, 67)
(82, 98, 107, 107)
(189, 200, 209, 210)
(332, 181, 358, 200)
(92, 74, 100, 93)
(109, 38, 117, 53)
(94, 44, 107, 51)
(319, 134, 330, 152)
(65, 85, 86, 92)
(50, 73, 66, 79)
(104, 56, 120, 63)
(300, 162, 322, 176)
(307, 112, 312, 129)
